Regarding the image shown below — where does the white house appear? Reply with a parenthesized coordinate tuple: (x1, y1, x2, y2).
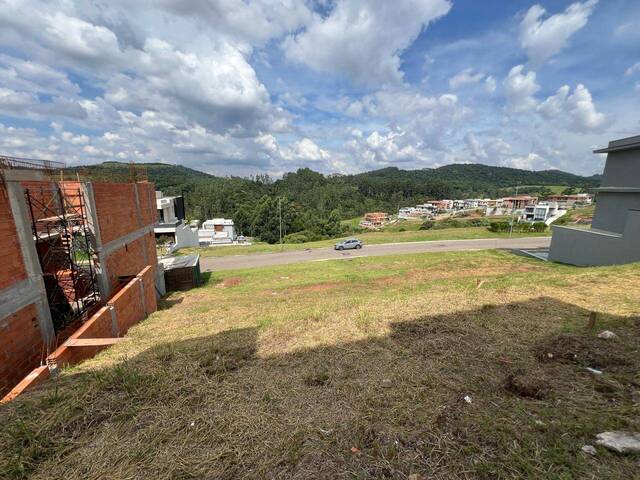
(199, 218, 236, 245)
(154, 191, 198, 251)
(522, 202, 566, 225)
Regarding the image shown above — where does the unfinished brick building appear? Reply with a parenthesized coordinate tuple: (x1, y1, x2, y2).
(0, 156, 158, 397)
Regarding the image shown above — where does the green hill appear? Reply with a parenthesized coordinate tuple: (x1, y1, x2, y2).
(68, 161, 599, 243)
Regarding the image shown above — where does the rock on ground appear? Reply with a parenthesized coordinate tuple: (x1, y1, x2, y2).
(595, 432, 640, 454)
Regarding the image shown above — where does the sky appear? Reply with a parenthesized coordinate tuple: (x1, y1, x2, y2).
(0, 0, 638, 177)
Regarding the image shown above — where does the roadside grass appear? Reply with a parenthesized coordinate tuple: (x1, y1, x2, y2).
(178, 226, 549, 258)
(1, 250, 639, 479)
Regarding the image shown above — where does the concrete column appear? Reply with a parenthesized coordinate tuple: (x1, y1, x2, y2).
(82, 182, 110, 300)
(108, 305, 119, 337)
(138, 278, 148, 317)
(5, 181, 55, 348)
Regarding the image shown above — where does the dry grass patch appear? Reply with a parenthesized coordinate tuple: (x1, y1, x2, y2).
(1, 250, 639, 479)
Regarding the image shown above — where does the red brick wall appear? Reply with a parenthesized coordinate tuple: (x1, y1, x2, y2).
(0, 190, 27, 290)
(138, 266, 157, 314)
(110, 278, 144, 335)
(105, 235, 146, 292)
(92, 183, 137, 244)
(75, 307, 113, 339)
(92, 182, 157, 245)
(0, 304, 43, 396)
(1, 366, 50, 403)
(137, 183, 157, 226)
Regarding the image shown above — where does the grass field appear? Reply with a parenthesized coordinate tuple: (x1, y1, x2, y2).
(1, 250, 639, 479)
(178, 225, 548, 258)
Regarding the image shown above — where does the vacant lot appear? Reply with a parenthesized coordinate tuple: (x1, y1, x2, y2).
(1, 251, 639, 479)
(181, 226, 548, 258)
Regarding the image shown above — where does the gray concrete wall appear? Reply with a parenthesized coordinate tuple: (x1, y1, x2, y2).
(600, 149, 640, 188)
(549, 209, 640, 266)
(592, 192, 640, 233)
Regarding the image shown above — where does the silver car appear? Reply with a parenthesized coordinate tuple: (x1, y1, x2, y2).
(334, 238, 363, 250)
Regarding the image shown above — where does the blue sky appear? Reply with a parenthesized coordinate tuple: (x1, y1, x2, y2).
(0, 0, 638, 176)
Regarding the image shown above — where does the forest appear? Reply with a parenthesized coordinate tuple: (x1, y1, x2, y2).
(68, 162, 600, 243)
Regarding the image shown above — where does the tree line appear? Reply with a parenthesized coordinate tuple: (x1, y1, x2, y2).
(70, 162, 600, 244)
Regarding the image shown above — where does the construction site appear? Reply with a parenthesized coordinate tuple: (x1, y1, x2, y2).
(0, 155, 159, 400)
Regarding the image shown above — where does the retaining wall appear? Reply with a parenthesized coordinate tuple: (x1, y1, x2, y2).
(2, 265, 157, 402)
(0, 304, 43, 395)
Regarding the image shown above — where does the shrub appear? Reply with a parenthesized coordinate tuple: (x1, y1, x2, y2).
(283, 230, 324, 244)
(419, 220, 434, 230)
(487, 221, 547, 233)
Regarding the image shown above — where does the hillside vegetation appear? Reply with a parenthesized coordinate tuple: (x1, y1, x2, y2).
(69, 162, 599, 243)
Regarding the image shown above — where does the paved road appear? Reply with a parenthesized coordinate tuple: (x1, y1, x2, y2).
(200, 236, 551, 272)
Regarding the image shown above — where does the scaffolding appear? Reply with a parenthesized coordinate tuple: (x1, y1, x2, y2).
(24, 184, 101, 332)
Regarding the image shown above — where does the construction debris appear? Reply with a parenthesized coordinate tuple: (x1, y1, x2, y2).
(595, 432, 640, 454)
(597, 330, 617, 339)
(581, 445, 597, 455)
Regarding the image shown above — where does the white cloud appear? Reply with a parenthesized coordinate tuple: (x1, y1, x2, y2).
(501, 152, 554, 171)
(539, 83, 607, 132)
(503, 65, 540, 112)
(283, 0, 452, 86)
(484, 75, 497, 94)
(519, 0, 598, 66)
(625, 62, 640, 76)
(449, 68, 485, 89)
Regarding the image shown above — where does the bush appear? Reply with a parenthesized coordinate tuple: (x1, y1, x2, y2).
(487, 221, 547, 233)
(468, 218, 490, 227)
(283, 230, 324, 244)
(419, 220, 434, 230)
(432, 218, 464, 229)
(398, 227, 406, 232)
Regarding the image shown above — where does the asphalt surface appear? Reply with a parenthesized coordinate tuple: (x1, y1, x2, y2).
(200, 236, 552, 272)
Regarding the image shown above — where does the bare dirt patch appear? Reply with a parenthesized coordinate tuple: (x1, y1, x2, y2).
(217, 277, 242, 288)
(285, 282, 343, 294)
(503, 370, 548, 399)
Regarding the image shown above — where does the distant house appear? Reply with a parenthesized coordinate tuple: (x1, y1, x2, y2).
(547, 193, 593, 206)
(522, 202, 565, 224)
(549, 134, 640, 266)
(500, 196, 538, 209)
(154, 191, 198, 251)
(362, 212, 389, 227)
(199, 218, 236, 245)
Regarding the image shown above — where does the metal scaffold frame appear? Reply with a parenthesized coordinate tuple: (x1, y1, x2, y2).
(24, 184, 101, 332)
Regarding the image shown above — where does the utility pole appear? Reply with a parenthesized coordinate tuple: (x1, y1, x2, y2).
(278, 197, 283, 248)
(509, 183, 520, 237)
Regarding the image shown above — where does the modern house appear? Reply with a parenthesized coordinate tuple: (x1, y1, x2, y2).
(522, 201, 566, 225)
(549, 134, 640, 266)
(198, 218, 236, 245)
(154, 191, 198, 251)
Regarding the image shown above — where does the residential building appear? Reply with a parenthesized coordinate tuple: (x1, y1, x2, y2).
(500, 196, 538, 209)
(549, 134, 640, 266)
(414, 204, 437, 216)
(522, 202, 565, 224)
(363, 212, 389, 226)
(199, 218, 236, 245)
(547, 193, 593, 206)
(0, 156, 159, 397)
(154, 191, 198, 251)
(398, 207, 419, 219)
(156, 191, 185, 226)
